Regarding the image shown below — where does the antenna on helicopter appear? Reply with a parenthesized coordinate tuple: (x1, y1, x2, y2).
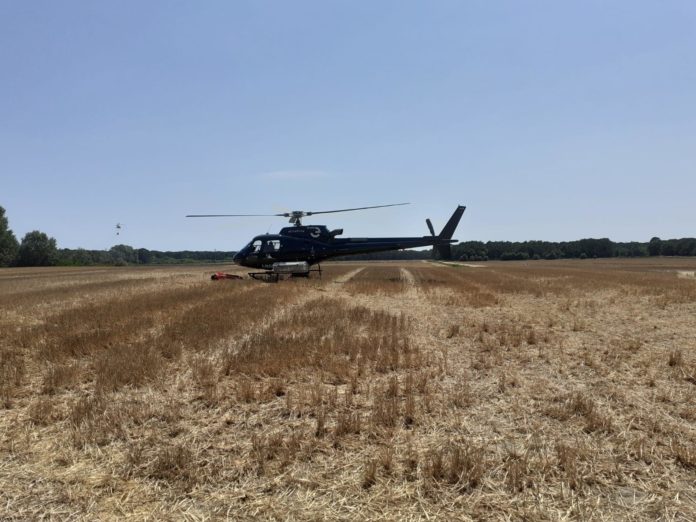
(186, 202, 410, 227)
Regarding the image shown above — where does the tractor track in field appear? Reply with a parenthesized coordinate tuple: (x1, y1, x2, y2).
(399, 267, 416, 285)
(330, 267, 365, 284)
(325, 267, 458, 360)
(217, 266, 368, 355)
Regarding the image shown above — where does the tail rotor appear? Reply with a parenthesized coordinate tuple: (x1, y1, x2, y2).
(427, 206, 466, 260)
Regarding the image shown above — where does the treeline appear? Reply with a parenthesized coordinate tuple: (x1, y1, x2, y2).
(0, 206, 234, 267)
(58, 245, 236, 266)
(453, 237, 696, 261)
(648, 237, 696, 257)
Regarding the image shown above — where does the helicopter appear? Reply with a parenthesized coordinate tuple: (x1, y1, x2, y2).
(186, 203, 465, 281)
(115, 223, 124, 236)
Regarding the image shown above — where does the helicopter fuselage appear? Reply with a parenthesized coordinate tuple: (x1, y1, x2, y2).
(232, 224, 456, 269)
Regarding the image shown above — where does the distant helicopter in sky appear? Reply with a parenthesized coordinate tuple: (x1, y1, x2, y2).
(187, 203, 466, 281)
(115, 223, 124, 236)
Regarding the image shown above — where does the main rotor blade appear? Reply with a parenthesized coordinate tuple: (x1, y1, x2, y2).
(185, 214, 281, 218)
(186, 203, 410, 219)
(306, 202, 410, 216)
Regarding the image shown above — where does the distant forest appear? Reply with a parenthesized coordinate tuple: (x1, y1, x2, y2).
(2, 205, 695, 267)
(57, 245, 236, 266)
(450, 237, 695, 261)
(346, 237, 696, 261)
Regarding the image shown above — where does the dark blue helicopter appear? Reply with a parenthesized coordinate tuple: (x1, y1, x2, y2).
(186, 203, 465, 281)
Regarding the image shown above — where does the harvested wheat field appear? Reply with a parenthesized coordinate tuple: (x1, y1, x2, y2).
(1, 258, 696, 520)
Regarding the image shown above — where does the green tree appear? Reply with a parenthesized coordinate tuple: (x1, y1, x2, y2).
(0, 206, 19, 267)
(137, 248, 153, 264)
(109, 244, 137, 265)
(16, 231, 58, 266)
(676, 238, 696, 256)
(648, 237, 662, 256)
(57, 248, 94, 266)
(661, 240, 676, 256)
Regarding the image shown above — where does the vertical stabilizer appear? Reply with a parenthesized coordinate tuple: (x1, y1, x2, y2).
(433, 205, 466, 260)
(439, 205, 466, 240)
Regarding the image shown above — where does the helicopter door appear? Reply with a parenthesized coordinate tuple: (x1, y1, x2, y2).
(262, 239, 281, 254)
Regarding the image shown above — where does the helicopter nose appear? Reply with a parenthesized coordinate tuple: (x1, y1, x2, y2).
(232, 252, 242, 265)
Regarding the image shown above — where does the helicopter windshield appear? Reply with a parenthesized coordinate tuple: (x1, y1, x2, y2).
(245, 237, 282, 254)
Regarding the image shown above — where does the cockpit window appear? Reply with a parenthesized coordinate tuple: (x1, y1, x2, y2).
(251, 240, 262, 253)
(265, 239, 281, 252)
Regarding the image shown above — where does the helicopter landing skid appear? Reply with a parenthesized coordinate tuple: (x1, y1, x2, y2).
(248, 264, 322, 283)
(248, 271, 280, 283)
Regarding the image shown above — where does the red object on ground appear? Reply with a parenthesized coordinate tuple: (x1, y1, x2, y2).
(211, 272, 244, 280)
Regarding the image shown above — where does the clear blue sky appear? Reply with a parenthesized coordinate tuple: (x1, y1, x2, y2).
(1, 1, 695, 251)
